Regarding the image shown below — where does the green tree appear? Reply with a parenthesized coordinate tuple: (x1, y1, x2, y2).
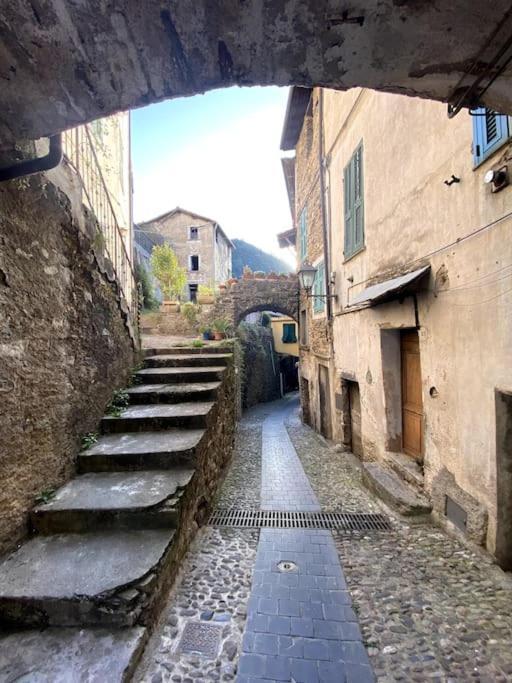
(135, 262, 158, 311)
(150, 244, 187, 301)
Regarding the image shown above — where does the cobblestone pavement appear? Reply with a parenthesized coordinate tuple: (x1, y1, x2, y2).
(136, 395, 512, 682)
(136, 528, 259, 682)
(285, 410, 380, 513)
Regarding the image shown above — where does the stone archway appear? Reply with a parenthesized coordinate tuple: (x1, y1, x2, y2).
(1, 2, 512, 148)
(207, 275, 299, 329)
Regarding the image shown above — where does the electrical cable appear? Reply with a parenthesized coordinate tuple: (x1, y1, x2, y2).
(347, 209, 512, 293)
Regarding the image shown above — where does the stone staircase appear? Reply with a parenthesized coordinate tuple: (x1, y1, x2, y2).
(0, 345, 235, 680)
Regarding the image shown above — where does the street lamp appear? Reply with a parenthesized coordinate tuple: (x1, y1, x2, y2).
(297, 261, 318, 293)
(297, 261, 337, 301)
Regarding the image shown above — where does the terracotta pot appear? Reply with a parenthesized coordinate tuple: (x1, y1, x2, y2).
(213, 331, 226, 340)
(227, 278, 238, 286)
(197, 294, 215, 304)
(161, 300, 180, 313)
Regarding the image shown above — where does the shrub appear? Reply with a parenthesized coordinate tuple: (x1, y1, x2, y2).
(198, 283, 214, 298)
(181, 301, 200, 326)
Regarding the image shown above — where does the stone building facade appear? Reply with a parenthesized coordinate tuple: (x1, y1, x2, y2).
(281, 86, 512, 568)
(137, 207, 233, 302)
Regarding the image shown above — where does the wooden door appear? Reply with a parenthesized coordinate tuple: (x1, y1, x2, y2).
(348, 382, 363, 458)
(401, 329, 424, 461)
(318, 365, 332, 439)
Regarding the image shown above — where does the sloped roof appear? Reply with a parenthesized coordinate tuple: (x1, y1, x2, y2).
(139, 206, 234, 248)
(280, 87, 313, 151)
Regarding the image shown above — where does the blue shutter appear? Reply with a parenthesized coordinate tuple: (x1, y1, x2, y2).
(344, 143, 364, 258)
(472, 107, 509, 165)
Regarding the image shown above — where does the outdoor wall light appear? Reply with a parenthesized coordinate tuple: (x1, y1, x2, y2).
(297, 261, 337, 300)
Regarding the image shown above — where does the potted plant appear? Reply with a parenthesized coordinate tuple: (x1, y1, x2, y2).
(242, 265, 253, 280)
(199, 324, 213, 341)
(197, 283, 215, 305)
(212, 318, 230, 340)
(254, 270, 265, 279)
(227, 277, 238, 286)
(150, 244, 187, 312)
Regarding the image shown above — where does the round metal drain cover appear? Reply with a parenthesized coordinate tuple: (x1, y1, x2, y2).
(277, 560, 297, 572)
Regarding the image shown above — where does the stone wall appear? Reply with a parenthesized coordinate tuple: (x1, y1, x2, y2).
(237, 323, 280, 409)
(0, 172, 136, 555)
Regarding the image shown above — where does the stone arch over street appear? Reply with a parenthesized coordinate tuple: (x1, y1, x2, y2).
(207, 276, 299, 328)
(1, 2, 512, 148)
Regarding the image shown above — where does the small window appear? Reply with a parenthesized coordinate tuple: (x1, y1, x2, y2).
(190, 255, 199, 271)
(299, 206, 308, 262)
(313, 261, 326, 314)
(189, 227, 198, 240)
(189, 284, 198, 302)
(282, 323, 297, 344)
(343, 142, 364, 259)
(472, 107, 510, 166)
(300, 308, 308, 346)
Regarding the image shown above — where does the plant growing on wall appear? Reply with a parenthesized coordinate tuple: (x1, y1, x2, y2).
(135, 262, 159, 311)
(150, 244, 187, 302)
(181, 301, 200, 326)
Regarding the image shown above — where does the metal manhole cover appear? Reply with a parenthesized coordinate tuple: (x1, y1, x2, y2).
(277, 560, 298, 572)
(177, 622, 222, 658)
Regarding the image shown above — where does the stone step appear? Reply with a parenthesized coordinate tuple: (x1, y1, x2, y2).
(78, 429, 205, 472)
(143, 345, 231, 357)
(101, 401, 214, 434)
(0, 529, 176, 627)
(144, 353, 232, 368)
(0, 626, 147, 683)
(362, 462, 432, 516)
(31, 469, 195, 534)
(135, 366, 226, 384)
(385, 452, 425, 492)
(126, 381, 221, 405)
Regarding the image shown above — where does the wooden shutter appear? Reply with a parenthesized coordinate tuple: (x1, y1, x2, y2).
(344, 143, 364, 258)
(472, 107, 509, 165)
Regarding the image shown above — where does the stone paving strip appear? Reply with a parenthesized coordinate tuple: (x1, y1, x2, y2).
(237, 398, 375, 682)
(238, 529, 373, 683)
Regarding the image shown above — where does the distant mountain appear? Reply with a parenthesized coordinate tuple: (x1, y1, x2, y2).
(232, 239, 292, 278)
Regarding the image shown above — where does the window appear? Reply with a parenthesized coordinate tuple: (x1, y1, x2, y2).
(189, 226, 198, 240)
(282, 323, 297, 344)
(300, 308, 308, 346)
(472, 108, 510, 166)
(188, 284, 198, 302)
(190, 255, 199, 271)
(343, 142, 364, 259)
(299, 206, 307, 262)
(313, 261, 325, 314)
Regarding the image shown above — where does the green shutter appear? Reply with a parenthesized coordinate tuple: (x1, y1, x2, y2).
(344, 143, 364, 258)
(313, 261, 325, 313)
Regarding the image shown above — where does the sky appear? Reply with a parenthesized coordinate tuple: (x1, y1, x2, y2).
(131, 86, 294, 262)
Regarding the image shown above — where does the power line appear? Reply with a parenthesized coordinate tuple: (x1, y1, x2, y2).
(348, 210, 512, 293)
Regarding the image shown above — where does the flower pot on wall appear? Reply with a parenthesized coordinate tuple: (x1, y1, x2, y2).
(197, 294, 215, 305)
(213, 331, 226, 340)
(161, 300, 180, 313)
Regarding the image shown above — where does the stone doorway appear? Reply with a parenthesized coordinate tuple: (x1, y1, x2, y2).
(318, 364, 332, 439)
(348, 380, 363, 458)
(496, 388, 512, 570)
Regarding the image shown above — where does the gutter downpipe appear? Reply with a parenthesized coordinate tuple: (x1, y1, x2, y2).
(0, 134, 62, 182)
(318, 89, 332, 320)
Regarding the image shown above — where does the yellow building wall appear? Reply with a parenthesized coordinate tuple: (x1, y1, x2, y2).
(271, 317, 299, 357)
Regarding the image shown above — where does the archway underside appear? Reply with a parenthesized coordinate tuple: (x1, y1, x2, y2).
(1, 1, 512, 148)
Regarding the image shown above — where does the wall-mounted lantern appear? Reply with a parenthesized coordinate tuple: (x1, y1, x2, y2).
(297, 261, 337, 300)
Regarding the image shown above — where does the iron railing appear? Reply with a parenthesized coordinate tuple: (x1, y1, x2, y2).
(62, 125, 139, 330)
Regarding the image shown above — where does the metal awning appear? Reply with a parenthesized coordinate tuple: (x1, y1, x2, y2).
(349, 265, 430, 308)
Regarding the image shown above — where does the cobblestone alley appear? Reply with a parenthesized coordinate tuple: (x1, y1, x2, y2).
(136, 395, 512, 683)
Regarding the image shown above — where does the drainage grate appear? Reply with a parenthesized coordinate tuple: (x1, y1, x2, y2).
(209, 509, 391, 531)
